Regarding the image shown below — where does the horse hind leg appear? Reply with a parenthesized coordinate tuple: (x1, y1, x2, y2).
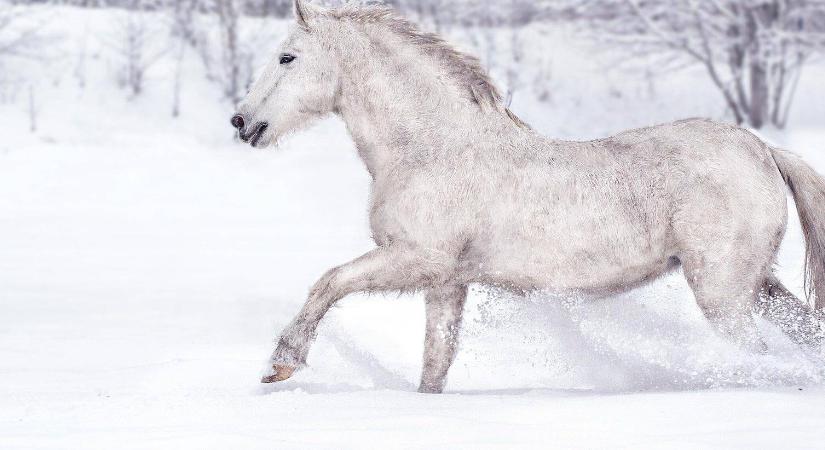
(680, 251, 768, 353)
(758, 274, 825, 348)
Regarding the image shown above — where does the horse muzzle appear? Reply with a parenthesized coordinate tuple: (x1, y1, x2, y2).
(230, 114, 270, 148)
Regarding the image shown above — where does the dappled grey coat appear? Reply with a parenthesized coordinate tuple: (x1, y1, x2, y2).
(231, 0, 825, 393)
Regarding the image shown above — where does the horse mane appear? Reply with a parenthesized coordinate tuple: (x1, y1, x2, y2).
(328, 4, 530, 129)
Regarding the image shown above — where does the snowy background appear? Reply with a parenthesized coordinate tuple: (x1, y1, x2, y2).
(2, 1, 825, 448)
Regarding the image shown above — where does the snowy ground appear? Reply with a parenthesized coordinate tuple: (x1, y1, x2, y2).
(2, 6, 825, 449)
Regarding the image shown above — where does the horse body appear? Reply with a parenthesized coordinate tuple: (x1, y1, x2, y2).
(367, 113, 785, 297)
(233, 1, 825, 393)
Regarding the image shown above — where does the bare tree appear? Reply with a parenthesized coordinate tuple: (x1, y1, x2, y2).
(256, 0, 299, 16)
(0, 2, 46, 62)
(169, 0, 200, 116)
(504, 27, 525, 106)
(108, 0, 167, 97)
(73, 27, 90, 89)
(28, 84, 38, 132)
(401, 0, 456, 31)
(1, 1, 52, 129)
(216, 0, 246, 104)
(198, 0, 255, 105)
(566, 0, 825, 128)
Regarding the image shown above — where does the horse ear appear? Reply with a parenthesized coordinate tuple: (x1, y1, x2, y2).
(294, 0, 315, 29)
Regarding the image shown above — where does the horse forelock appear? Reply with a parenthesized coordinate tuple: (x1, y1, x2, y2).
(322, 4, 522, 122)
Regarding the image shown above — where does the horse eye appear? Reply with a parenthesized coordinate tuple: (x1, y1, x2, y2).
(280, 54, 296, 65)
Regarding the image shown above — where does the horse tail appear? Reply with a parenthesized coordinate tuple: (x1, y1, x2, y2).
(771, 147, 825, 310)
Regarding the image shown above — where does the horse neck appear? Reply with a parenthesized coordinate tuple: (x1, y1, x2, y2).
(334, 50, 519, 179)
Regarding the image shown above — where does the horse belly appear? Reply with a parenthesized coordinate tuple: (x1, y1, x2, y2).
(463, 208, 675, 294)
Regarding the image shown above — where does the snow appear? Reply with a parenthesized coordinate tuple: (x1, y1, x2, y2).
(2, 6, 825, 449)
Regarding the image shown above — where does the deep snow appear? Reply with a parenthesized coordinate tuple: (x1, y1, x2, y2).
(2, 6, 825, 449)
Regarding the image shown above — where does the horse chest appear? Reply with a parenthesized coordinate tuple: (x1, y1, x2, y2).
(368, 178, 464, 247)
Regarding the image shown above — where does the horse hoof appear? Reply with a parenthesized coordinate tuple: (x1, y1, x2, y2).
(261, 365, 296, 383)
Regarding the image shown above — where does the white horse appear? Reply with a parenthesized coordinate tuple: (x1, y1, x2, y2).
(231, 0, 825, 393)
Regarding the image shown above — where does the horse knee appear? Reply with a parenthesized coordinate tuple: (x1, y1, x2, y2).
(309, 266, 344, 300)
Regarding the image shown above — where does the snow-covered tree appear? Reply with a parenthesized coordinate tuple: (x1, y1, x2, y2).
(565, 0, 825, 128)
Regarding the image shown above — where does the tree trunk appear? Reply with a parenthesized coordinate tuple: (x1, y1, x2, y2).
(745, 2, 780, 129)
(748, 61, 768, 128)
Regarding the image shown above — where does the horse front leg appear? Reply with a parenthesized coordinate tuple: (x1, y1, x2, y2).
(262, 244, 453, 383)
(419, 284, 467, 394)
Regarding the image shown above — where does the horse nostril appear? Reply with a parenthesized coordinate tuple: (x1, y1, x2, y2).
(230, 114, 245, 130)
